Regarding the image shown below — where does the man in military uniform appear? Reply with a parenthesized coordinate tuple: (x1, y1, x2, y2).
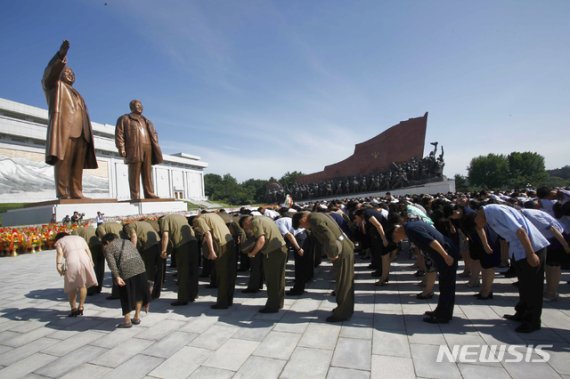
(240, 215, 287, 313)
(293, 211, 354, 322)
(192, 212, 236, 309)
(159, 214, 199, 305)
(124, 220, 162, 299)
(73, 224, 104, 296)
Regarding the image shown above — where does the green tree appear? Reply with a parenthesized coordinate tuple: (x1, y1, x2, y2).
(243, 178, 269, 203)
(467, 154, 510, 189)
(507, 152, 546, 188)
(279, 171, 304, 189)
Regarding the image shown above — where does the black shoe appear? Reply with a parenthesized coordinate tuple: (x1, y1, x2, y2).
(423, 315, 450, 324)
(258, 308, 278, 314)
(330, 290, 336, 296)
(286, 289, 305, 296)
(515, 323, 541, 333)
(367, 264, 375, 268)
(424, 310, 436, 316)
(211, 304, 229, 310)
(68, 308, 79, 317)
(241, 288, 259, 294)
(171, 301, 188, 306)
(326, 315, 347, 323)
(416, 292, 433, 300)
(512, 281, 519, 287)
(476, 292, 493, 300)
(503, 314, 523, 322)
(413, 270, 425, 277)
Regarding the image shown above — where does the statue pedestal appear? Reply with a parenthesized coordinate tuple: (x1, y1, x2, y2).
(2, 198, 187, 226)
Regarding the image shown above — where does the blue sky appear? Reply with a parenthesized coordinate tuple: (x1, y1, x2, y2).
(1, 0, 569, 182)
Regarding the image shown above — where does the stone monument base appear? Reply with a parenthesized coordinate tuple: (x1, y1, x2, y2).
(2, 198, 186, 226)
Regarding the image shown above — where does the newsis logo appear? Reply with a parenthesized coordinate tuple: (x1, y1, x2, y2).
(436, 344, 552, 363)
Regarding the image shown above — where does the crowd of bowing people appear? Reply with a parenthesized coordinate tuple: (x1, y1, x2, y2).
(56, 186, 570, 332)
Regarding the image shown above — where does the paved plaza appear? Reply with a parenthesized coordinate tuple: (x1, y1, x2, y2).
(0, 250, 569, 379)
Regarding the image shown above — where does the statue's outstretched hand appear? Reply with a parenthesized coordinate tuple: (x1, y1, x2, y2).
(59, 40, 70, 58)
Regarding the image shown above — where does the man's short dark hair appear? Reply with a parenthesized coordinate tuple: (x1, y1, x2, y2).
(101, 233, 118, 244)
(292, 211, 310, 229)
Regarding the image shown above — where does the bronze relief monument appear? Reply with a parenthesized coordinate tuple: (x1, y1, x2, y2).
(42, 40, 98, 199)
(115, 100, 164, 200)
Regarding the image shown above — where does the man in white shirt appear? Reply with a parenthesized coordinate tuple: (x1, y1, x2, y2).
(475, 204, 550, 333)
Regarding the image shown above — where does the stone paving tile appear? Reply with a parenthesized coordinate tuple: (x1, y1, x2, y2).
(326, 367, 370, 379)
(340, 319, 373, 340)
(0, 352, 56, 379)
(271, 312, 311, 334)
(42, 330, 105, 356)
(410, 343, 461, 379)
(6, 320, 48, 334)
(103, 354, 163, 379)
(148, 346, 210, 379)
(231, 320, 274, 342)
(298, 323, 341, 350)
(89, 325, 141, 348)
(373, 311, 407, 332)
(331, 337, 371, 371)
(281, 346, 332, 379)
(234, 356, 286, 379)
(180, 315, 219, 333)
(372, 329, 410, 358)
(59, 363, 113, 379)
(457, 363, 511, 379)
(0, 336, 59, 366)
(190, 324, 239, 350)
(503, 360, 563, 379)
(142, 330, 199, 358)
(253, 331, 302, 360)
(371, 355, 414, 379)
(547, 349, 570, 376)
(0, 330, 26, 346)
(188, 366, 235, 378)
(34, 345, 107, 378)
(134, 319, 187, 341)
(202, 338, 259, 371)
(90, 337, 154, 368)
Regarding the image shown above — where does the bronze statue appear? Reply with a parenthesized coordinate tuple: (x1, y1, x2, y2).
(42, 40, 98, 199)
(115, 100, 163, 200)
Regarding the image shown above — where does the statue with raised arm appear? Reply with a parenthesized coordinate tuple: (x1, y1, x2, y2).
(42, 40, 98, 199)
(115, 100, 163, 200)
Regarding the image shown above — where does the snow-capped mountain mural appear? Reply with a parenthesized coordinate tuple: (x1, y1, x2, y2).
(0, 156, 108, 201)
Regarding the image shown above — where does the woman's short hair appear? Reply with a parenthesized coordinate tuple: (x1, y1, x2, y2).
(54, 232, 69, 242)
(101, 233, 118, 244)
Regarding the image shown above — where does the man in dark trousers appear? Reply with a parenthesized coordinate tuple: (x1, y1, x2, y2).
(240, 215, 287, 313)
(159, 214, 199, 306)
(293, 211, 355, 322)
(475, 204, 550, 333)
(192, 212, 236, 309)
(389, 220, 458, 324)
